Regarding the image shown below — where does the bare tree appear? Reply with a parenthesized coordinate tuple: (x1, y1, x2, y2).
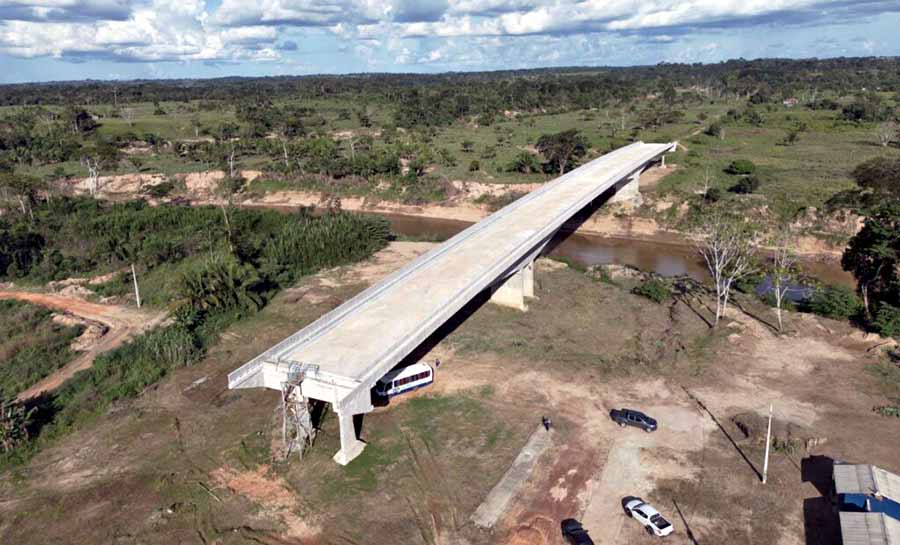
(695, 212, 758, 326)
(81, 155, 101, 196)
(769, 230, 799, 332)
(123, 107, 135, 127)
(227, 142, 237, 178)
(877, 121, 898, 147)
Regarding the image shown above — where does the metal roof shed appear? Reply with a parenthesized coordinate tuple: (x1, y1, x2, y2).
(834, 465, 900, 502)
(840, 513, 900, 545)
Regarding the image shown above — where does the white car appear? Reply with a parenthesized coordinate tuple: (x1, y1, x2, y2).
(624, 498, 674, 537)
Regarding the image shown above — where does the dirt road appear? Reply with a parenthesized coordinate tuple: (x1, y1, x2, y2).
(0, 291, 168, 400)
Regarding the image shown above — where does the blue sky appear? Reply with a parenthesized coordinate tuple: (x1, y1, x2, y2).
(1, 1, 899, 83)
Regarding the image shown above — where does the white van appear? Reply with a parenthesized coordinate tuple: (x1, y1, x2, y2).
(375, 363, 433, 397)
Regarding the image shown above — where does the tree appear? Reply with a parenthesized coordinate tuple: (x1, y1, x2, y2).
(80, 143, 121, 196)
(725, 159, 756, 175)
(536, 129, 589, 175)
(841, 201, 900, 318)
(508, 151, 541, 174)
(0, 172, 41, 221)
(769, 230, 799, 332)
(876, 121, 898, 147)
(694, 212, 757, 326)
(851, 156, 900, 200)
(1, 397, 34, 453)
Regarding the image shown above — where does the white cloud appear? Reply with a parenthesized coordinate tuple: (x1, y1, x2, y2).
(0, 0, 281, 61)
(1, 0, 898, 68)
(0, 0, 137, 22)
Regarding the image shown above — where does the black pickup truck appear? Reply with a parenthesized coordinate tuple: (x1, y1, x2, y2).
(610, 408, 658, 432)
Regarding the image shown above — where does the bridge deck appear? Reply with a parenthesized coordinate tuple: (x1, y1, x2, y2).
(229, 142, 674, 393)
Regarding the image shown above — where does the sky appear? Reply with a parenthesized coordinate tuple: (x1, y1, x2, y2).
(1, 1, 900, 84)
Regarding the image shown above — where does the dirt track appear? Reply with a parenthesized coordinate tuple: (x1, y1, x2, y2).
(0, 291, 167, 400)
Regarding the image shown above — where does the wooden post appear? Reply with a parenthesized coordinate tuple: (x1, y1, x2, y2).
(762, 403, 773, 484)
(131, 264, 142, 308)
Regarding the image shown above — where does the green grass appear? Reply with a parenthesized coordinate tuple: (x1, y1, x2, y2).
(0, 300, 83, 398)
(653, 108, 899, 220)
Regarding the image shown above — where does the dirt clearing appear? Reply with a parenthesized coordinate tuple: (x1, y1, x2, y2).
(0, 290, 167, 399)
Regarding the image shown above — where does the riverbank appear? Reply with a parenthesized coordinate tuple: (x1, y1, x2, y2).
(62, 166, 850, 264)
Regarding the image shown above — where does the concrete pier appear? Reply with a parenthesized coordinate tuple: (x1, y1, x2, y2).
(490, 261, 535, 311)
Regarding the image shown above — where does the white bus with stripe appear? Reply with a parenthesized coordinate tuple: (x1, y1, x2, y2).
(375, 363, 433, 397)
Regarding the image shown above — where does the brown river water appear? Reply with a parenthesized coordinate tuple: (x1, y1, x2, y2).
(379, 212, 855, 288)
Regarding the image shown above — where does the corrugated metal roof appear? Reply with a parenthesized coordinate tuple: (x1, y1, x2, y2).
(835, 465, 900, 501)
(840, 513, 900, 545)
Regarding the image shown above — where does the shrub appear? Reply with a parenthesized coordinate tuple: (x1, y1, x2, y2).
(872, 303, 900, 338)
(704, 187, 723, 203)
(468, 159, 481, 172)
(730, 175, 761, 194)
(808, 285, 863, 320)
(725, 159, 756, 175)
(145, 180, 175, 199)
(633, 278, 673, 304)
(704, 122, 723, 137)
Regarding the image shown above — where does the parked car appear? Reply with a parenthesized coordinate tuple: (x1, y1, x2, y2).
(623, 498, 674, 537)
(610, 408, 657, 432)
(560, 518, 595, 545)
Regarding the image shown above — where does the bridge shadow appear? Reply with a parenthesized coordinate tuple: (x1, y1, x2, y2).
(370, 185, 625, 408)
(371, 288, 493, 406)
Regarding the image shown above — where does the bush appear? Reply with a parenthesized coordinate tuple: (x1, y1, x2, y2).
(730, 175, 761, 194)
(725, 159, 756, 175)
(468, 159, 481, 172)
(704, 122, 723, 138)
(145, 180, 175, 199)
(872, 303, 900, 338)
(704, 187, 723, 203)
(808, 285, 863, 320)
(633, 278, 673, 304)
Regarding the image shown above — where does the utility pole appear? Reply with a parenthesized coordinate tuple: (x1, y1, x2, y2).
(762, 403, 773, 484)
(131, 264, 142, 308)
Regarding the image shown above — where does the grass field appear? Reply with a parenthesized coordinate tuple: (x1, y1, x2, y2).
(5, 92, 899, 237)
(0, 299, 82, 398)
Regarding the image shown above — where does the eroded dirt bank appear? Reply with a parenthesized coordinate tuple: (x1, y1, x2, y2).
(63, 166, 849, 260)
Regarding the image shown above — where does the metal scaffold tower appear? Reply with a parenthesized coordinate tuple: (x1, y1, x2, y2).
(280, 362, 319, 460)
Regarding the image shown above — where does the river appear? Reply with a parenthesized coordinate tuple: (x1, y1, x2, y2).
(379, 212, 855, 288)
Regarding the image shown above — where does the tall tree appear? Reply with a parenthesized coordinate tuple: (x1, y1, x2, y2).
(769, 230, 799, 332)
(695, 212, 757, 326)
(536, 129, 589, 175)
(842, 201, 900, 317)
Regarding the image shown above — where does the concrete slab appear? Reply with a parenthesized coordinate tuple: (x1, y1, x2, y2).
(471, 424, 554, 528)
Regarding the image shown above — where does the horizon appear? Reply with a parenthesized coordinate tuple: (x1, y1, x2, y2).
(1, 1, 899, 84)
(4, 54, 900, 87)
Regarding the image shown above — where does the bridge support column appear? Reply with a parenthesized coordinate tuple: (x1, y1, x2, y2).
(609, 171, 643, 206)
(331, 385, 373, 465)
(490, 261, 535, 311)
(333, 409, 366, 465)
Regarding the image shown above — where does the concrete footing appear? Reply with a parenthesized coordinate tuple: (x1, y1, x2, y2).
(490, 261, 535, 311)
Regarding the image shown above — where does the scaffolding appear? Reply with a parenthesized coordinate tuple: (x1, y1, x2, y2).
(280, 362, 319, 460)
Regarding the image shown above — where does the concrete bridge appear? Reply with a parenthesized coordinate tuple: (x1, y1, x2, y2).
(228, 141, 676, 464)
